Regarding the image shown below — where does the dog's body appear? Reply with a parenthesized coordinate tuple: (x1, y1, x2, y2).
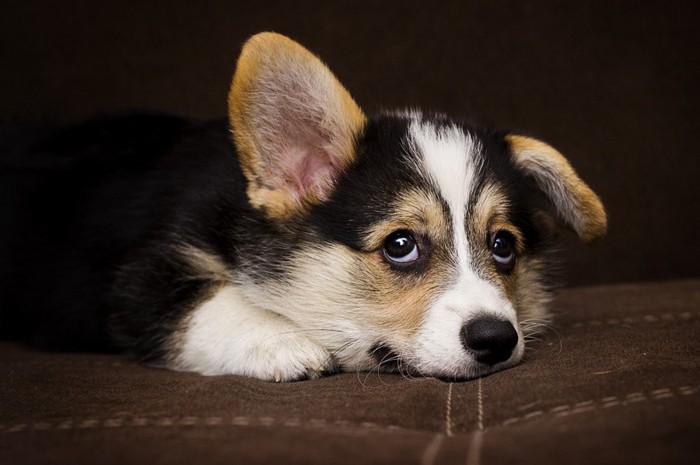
(0, 33, 606, 381)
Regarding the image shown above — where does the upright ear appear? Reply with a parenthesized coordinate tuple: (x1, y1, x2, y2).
(506, 134, 608, 243)
(228, 32, 367, 220)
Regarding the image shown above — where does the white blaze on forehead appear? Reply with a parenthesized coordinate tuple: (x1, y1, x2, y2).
(405, 120, 523, 378)
(410, 122, 481, 268)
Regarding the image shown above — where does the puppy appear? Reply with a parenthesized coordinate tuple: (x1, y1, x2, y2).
(0, 32, 606, 381)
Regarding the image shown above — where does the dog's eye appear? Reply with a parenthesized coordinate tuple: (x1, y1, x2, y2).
(492, 230, 516, 271)
(383, 230, 419, 264)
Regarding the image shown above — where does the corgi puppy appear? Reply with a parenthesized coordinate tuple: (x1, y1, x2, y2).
(0, 32, 606, 382)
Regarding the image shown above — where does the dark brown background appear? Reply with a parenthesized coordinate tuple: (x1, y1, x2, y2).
(1, 0, 698, 287)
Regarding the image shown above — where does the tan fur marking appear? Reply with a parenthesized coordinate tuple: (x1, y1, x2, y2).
(348, 189, 454, 335)
(474, 182, 510, 216)
(506, 135, 607, 242)
(228, 32, 367, 220)
(357, 250, 449, 335)
(470, 182, 551, 322)
(513, 255, 553, 326)
(361, 189, 450, 251)
(470, 183, 525, 253)
(471, 184, 551, 322)
(177, 245, 232, 283)
(284, 244, 448, 338)
(467, 181, 528, 303)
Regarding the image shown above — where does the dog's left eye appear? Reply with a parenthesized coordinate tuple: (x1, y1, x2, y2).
(492, 230, 516, 271)
(383, 230, 419, 264)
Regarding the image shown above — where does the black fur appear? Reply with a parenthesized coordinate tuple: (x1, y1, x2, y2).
(0, 115, 243, 353)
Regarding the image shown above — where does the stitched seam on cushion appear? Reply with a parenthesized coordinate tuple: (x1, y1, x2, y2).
(566, 311, 699, 329)
(445, 382, 453, 437)
(0, 416, 409, 435)
(498, 384, 699, 428)
(476, 378, 484, 431)
(419, 433, 445, 465)
(465, 378, 485, 465)
(3, 387, 695, 436)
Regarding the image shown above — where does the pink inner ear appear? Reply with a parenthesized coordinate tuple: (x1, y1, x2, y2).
(278, 145, 340, 202)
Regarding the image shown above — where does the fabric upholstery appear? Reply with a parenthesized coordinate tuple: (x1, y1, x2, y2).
(2, 279, 698, 464)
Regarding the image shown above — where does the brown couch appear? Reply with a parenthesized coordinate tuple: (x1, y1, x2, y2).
(2, 279, 698, 464)
(1, 1, 698, 464)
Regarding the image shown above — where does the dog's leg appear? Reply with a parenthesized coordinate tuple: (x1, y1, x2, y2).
(172, 285, 334, 381)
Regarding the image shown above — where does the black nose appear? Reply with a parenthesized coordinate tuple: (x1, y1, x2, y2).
(461, 317, 518, 366)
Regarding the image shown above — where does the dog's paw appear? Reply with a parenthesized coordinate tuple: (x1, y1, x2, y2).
(173, 317, 337, 381)
(173, 286, 339, 381)
(247, 332, 337, 382)
(174, 330, 336, 381)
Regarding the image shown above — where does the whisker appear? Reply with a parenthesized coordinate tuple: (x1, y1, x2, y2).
(318, 340, 356, 374)
(360, 345, 387, 386)
(273, 328, 345, 337)
(519, 318, 564, 355)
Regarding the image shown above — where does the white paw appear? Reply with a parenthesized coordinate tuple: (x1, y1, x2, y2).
(173, 285, 337, 381)
(244, 332, 336, 382)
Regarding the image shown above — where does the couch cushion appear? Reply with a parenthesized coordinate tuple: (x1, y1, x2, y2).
(1, 279, 698, 464)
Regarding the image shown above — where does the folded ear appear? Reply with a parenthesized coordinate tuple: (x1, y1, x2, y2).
(506, 134, 607, 243)
(228, 32, 367, 220)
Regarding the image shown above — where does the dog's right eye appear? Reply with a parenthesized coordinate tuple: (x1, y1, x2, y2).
(383, 230, 419, 265)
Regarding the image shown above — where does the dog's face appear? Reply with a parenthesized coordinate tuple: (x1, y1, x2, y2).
(227, 33, 606, 379)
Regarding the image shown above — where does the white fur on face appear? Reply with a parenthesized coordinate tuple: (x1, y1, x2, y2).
(410, 121, 478, 271)
(406, 121, 524, 377)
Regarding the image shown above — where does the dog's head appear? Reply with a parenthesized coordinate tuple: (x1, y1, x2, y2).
(228, 33, 607, 379)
